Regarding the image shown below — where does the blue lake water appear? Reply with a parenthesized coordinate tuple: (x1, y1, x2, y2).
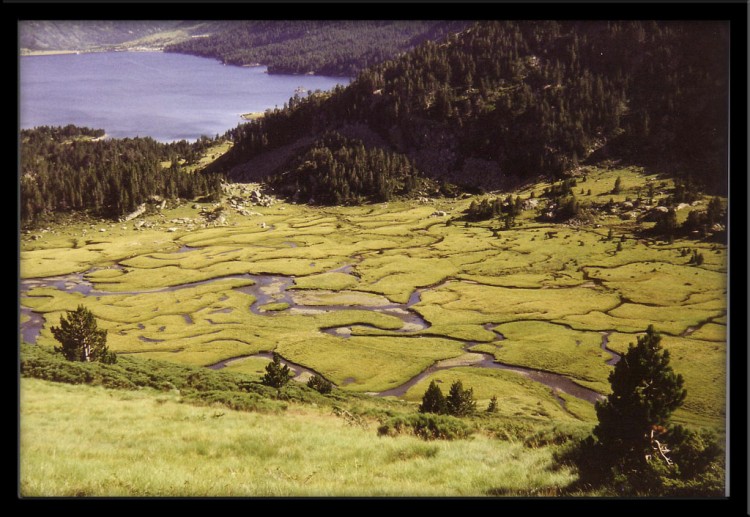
(20, 51, 349, 142)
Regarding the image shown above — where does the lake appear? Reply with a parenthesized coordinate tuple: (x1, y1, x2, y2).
(20, 51, 349, 142)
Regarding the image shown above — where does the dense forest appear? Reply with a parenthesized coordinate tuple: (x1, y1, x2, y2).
(164, 20, 472, 76)
(267, 131, 424, 204)
(20, 126, 223, 225)
(211, 20, 728, 201)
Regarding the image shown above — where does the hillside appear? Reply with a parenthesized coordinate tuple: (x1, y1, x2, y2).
(164, 20, 472, 76)
(19, 21, 224, 53)
(211, 20, 728, 200)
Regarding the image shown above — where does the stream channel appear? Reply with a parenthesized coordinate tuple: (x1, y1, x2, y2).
(20, 260, 620, 406)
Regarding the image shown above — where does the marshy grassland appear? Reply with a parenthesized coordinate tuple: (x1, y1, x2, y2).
(19, 165, 727, 496)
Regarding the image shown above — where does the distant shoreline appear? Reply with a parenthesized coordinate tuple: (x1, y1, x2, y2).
(21, 48, 164, 57)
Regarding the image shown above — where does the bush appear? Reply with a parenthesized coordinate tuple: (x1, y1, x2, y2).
(377, 413, 472, 441)
(184, 390, 287, 414)
(307, 374, 333, 394)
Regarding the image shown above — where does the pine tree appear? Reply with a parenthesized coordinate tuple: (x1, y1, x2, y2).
(419, 380, 446, 414)
(446, 380, 476, 417)
(594, 325, 687, 457)
(487, 395, 499, 413)
(262, 352, 292, 388)
(51, 305, 116, 364)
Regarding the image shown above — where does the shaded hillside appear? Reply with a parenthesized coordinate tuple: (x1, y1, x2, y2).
(211, 20, 728, 200)
(164, 20, 472, 76)
(19, 20, 223, 51)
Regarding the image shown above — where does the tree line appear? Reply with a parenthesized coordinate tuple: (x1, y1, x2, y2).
(211, 20, 727, 198)
(20, 126, 223, 225)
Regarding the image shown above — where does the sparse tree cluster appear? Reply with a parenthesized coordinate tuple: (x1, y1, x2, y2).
(419, 380, 476, 417)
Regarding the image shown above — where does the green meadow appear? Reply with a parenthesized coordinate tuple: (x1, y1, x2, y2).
(20, 166, 727, 495)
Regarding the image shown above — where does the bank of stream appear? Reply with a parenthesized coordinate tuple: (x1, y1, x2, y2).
(20, 255, 620, 406)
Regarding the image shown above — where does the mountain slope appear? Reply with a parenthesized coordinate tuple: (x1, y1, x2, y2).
(164, 20, 472, 76)
(19, 20, 223, 52)
(212, 20, 728, 199)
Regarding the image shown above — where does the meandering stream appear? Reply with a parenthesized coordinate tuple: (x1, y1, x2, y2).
(20, 255, 621, 405)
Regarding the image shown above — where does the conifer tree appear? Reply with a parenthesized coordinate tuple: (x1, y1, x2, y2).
(262, 352, 292, 388)
(51, 305, 116, 364)
(419, 380, 447, 414)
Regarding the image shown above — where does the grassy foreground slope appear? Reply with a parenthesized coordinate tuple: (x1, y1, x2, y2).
(20, 374, 576, 497)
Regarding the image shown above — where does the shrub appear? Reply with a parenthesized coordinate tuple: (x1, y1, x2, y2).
(307, 374, 333, 394)
(378, 413, 472, 440)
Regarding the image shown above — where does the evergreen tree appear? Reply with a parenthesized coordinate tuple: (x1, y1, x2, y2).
(445, 380, 476, 417)
(487, 395, 499, 413)
(612, 176, 622, 194)
(262, 352, 292, 388)
(51, 305, 116, 364)
(594, 325, 687, 460)
(419, 380, 447, 414)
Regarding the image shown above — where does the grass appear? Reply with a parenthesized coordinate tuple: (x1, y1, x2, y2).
(400, 367, 592, 423)
(473, 321, 612, 394)
(20, 378, 575, 497)
(20, 165, 727, 443)
(277, 335, 465, 392)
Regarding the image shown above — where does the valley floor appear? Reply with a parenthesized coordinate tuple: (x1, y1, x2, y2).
(19, 165, 728, 496)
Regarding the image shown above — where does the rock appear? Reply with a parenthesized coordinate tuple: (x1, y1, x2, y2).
(676, 203, 690, 210)
(430, 210, 447, 217)
(99, 228, 107, 232)
(711, 223, 725, 232)
(260, 222, 267, 229)
(159, 200, 167, 211)
(192, 203, 200, 209)
(622, 201, 634, 209)
(654, 206, 669, 213)
(167, 227, 178, 232)
(523, 198, 539, 210)
(121, 203, 147, 222)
